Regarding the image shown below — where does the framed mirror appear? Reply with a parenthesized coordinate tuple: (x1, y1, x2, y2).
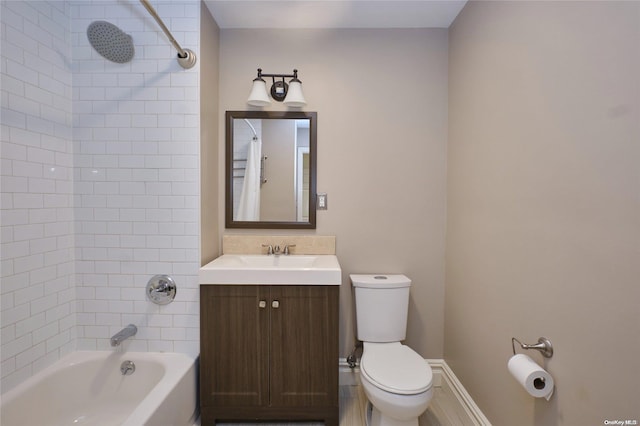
(225, 111, 317, 229)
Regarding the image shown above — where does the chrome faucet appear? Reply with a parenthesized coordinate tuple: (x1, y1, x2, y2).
(262, 244, 283, 255)
(262, 244, 296, 255)
(110, 324, 137, 347)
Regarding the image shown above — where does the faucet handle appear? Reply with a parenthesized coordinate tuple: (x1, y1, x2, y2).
(261, 244, 274, 255)
(283, 244, 296, 255)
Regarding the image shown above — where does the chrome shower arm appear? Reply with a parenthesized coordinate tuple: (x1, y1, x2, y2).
(139, 0, 185, 57)
(139, 0, 197, 69)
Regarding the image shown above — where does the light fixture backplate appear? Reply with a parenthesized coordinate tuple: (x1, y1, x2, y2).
(270, 80, 288, 102)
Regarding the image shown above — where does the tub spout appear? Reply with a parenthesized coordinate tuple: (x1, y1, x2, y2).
(110, 324, 137, 347)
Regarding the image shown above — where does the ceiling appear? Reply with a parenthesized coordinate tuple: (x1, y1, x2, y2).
(204, 1, 467, 29)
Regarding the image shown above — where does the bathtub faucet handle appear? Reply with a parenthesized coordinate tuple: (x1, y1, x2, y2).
(146, 275, 176, 305)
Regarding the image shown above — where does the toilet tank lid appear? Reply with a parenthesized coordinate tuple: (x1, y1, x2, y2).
(350, 274, 411, 288)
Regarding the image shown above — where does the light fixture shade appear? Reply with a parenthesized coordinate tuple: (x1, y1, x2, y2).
(283, 79, 306, 107)
(247, 78, 271, 106)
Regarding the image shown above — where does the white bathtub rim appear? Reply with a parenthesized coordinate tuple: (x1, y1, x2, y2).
(120, 351, 198, 426)
(1, 350, 198, 426)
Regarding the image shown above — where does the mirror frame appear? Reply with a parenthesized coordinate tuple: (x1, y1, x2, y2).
(225, 110, 317, 229)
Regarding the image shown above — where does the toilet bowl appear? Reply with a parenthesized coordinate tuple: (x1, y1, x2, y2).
(359, 342, 433, 426)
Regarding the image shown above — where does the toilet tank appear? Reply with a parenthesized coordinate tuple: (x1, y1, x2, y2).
(351, 274, 411, 343)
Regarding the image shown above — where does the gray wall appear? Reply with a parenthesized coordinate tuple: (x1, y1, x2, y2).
(218, 28, 449, 358)
(446, 1, 640, 424)
(200, 2, 220, 265)
(261, 120, 296, 222)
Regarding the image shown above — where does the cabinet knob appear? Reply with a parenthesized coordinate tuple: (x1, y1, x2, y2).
(272, 300, 280, 309)
(259, 300, 267, 308)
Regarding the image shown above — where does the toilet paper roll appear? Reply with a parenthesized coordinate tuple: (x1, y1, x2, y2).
(507, 354, 554, 400)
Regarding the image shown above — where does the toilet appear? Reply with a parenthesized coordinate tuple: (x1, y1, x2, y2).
(351, 274, 433, 426)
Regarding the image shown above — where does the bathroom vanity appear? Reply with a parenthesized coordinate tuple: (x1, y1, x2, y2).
(199, 254, 341, 425)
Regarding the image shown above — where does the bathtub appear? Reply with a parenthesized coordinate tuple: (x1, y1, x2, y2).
(0, 351, 198, 426)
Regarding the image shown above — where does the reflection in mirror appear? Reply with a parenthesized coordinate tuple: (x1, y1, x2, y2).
(225, 111, 317, 229)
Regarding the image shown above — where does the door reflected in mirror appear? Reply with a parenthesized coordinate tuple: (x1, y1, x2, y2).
(225, 111, 317, 229)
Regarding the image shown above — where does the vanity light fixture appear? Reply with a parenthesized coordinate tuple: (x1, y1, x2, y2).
(247, 68, 307, 108)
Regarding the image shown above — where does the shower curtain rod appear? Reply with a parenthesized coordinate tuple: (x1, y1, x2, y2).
(243, 119, 258, 139)
(139, 0, 197, 69)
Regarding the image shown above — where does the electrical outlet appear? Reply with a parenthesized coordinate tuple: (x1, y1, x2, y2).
(317, 193, 328, 210)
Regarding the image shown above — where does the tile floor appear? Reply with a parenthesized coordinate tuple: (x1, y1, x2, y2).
(217, 382, 476, 426)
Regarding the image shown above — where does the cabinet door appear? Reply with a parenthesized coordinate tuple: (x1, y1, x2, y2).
(200, 285, 269, 407)
(269, 285, 339, 407)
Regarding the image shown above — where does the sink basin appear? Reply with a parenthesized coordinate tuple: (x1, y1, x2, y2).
(199, 254, 342, 285)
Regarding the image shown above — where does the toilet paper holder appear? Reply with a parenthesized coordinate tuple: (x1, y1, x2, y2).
(512, 337, 554, 358)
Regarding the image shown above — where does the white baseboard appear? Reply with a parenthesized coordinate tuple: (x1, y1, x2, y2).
(339, 358, 491, 426)
(427, 359, 492, 426)
(338, 359, 360, 386)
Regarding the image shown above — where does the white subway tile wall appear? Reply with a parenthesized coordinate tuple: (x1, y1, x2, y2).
(1, 0, 75, 392)
(71, 0, 201, 355)
(1, 0, 201, 392)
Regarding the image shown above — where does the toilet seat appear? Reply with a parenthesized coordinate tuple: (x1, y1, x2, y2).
(360, 342, 433, 395)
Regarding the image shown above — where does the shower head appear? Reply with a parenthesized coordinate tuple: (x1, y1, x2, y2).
(87, 21, 134, 64)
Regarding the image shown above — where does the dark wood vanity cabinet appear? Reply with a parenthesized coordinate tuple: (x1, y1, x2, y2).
(200, 285, 339, 425)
